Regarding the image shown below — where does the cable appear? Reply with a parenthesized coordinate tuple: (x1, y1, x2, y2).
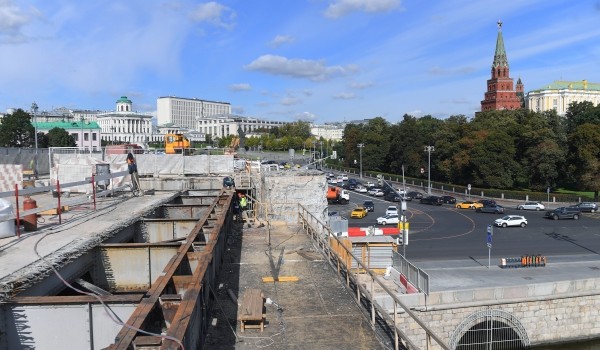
(30, 197, 185, 350)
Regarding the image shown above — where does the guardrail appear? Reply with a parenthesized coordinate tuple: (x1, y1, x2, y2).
(0, 170, 131, 238)
(298, 203, 450, 350)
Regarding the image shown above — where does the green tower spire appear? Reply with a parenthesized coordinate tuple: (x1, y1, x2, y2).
(492, 20, 509, 68)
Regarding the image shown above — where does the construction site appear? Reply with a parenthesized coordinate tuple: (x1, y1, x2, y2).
(3, 149, 600, 349)
(0, 150, 418, 350)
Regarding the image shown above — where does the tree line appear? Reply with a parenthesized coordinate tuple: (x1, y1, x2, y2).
(338, 101, 600, 199)
(3, 103, 599, 199)
(0, 109, 76, 148)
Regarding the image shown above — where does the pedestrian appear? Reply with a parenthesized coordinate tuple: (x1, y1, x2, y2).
(223, 176, 234, 190)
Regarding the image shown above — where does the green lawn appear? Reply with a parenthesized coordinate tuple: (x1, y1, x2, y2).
(555, 188, 595, 200)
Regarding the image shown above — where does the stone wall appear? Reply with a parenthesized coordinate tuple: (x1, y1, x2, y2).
(387, 277, 600, 348)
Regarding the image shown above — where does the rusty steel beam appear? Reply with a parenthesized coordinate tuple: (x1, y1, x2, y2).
(11, 294, 144, 304)
(108, 191, 233, 349)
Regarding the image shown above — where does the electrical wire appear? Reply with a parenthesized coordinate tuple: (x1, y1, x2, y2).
(30, 193, 185, 350)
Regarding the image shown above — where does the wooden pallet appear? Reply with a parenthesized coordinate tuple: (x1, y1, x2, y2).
(238, 288, 265, 332)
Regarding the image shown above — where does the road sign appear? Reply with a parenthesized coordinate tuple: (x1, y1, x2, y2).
(487, 242, 492, 248)
(468, 184, 472, 191)
(487, 225, 492, 244)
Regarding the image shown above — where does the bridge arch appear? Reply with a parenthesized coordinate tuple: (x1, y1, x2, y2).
(449, 309, 530, 349)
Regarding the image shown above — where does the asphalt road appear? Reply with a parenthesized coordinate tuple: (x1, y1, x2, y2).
(328, 180, 600, 264)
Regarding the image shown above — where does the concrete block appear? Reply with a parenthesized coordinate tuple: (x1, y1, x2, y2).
(554, 280, 573, 294)
(501, 285, 528, 299)
(473, 288, 494, 301)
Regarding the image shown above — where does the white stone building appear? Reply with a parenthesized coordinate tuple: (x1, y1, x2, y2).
(157, 96, 231, 130)
(96, 96, 155, 147)
(526, 80, 600, 115)
(196, 114, 286, 139)
(310, 124, 345, 141)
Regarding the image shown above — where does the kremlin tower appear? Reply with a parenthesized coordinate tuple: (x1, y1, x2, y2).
(481, 21, 523, 111)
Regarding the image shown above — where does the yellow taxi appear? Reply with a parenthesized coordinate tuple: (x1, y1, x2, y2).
(350, 207, 368, 218)
(455, 201, 484, 210)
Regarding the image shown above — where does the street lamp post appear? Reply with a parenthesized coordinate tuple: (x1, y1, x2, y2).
(31, 103, 38, 177)
(424, 146, 435, 195)
(357, 143, 364, 179)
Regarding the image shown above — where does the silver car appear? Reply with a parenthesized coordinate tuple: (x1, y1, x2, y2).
(517, 202, 545, 211)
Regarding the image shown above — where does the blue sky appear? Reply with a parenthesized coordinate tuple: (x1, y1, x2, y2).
(1, 0, 600, 124)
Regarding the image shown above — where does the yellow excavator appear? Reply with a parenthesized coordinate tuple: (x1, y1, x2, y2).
(164, 134, 191, 154)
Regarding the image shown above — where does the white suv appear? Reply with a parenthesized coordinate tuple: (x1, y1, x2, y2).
(385, 206, 398, 216)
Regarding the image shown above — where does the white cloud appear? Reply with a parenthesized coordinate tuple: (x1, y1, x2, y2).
(281, 97, 301, 106)
(324, 0, 401, 19)
(189, 2, 236, 29)
(0, 0, 33, 43)
(332, 92, 356, 99)
(269, 34, 295, 48)
(348, 81, 373, 89)
(428, 66, 477, 76)
(245, 54, 351, 81)
(295, 111, 317, 121)
(230, 83, 251, 91)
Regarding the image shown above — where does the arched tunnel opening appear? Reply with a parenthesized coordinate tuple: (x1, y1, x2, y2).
(456, 320, 528, 350)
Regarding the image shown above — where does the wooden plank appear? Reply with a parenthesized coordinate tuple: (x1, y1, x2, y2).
(261, 276, 299, 283)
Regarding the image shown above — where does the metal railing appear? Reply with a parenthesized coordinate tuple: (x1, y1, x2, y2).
(392, 251, 430, 295)
(298, 203, 450, 350)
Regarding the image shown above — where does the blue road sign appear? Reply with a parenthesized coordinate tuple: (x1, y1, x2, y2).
(487, 225, 492, 245)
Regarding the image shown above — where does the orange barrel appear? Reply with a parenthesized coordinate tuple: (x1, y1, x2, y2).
(23, 196, 38, 231)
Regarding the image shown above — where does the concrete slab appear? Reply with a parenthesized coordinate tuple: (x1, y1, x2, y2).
(0, 190, 179, 300)
(204, 222, 392, 349)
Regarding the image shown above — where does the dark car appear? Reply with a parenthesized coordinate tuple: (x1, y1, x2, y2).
(476, 204, 505, 214)
(569, 202, 598, 213)
(478, 199, 497, 206)
(363, 200, 375, 212)
(441, 195, 457, 204)
(406, 191, 423, 200)
(420, 196, 443, 205)
(545, 207, 581, 220)
(384, 191, 401, 202)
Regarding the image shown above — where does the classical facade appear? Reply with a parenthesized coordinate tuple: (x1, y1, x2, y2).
(526, 80, 600, 115)
(157, 96, 231, 130)
(310, 123, 344, 141)
(480, 21, 523, 111)
(96, 96, 155, 147)
(195, 114, 286, 139)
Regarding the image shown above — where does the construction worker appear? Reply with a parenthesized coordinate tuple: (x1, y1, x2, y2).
(223, 176, 234, 189)
(240, 194, 247, 211)
(127, 153, 140, 193)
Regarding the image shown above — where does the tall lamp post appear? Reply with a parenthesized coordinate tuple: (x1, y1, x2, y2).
(31, 103, 39, 177)
(424, 145, 435, 195)
(357, 143, 364, 179)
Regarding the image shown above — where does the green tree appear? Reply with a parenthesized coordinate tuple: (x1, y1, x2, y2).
(47, 127, 76, 147)
(0, 108, 35, 147)
(568, 123, 600, 199)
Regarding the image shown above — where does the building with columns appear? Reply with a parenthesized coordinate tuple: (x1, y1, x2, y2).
(310, 123, 344, 141)
(157, 96, 231, 130)
(96, 96, 155, 147)
(525, 80, 600, 115)
(195, 114, 286, 139)
(480, 21, 524, 112)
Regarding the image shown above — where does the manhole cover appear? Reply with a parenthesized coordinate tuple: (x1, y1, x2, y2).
(523, 277, 533, 280)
